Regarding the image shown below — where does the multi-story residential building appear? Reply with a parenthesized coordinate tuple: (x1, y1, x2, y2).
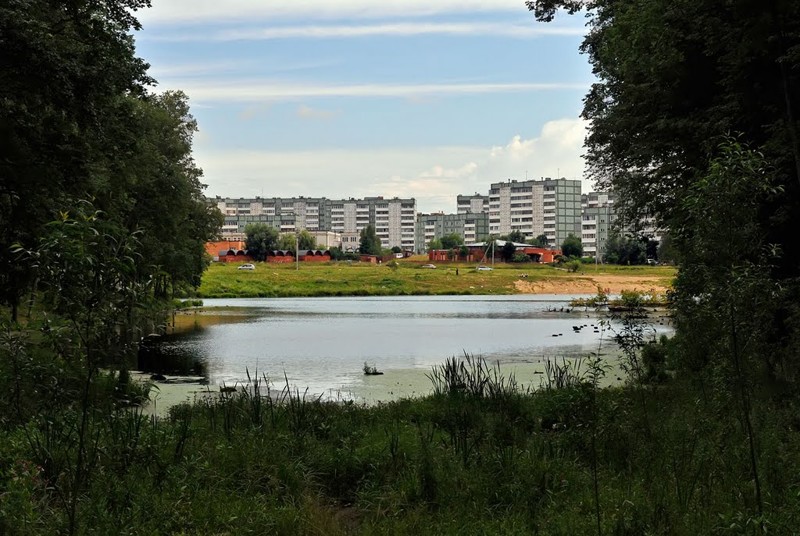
(581, 192, 616, 258)
(414, 212, 490, 252)
(214, 196, 416, 251)
(487, 178, 581, 246)
(456, 193, 489, 214)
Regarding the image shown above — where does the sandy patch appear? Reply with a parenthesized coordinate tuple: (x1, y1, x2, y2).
(515, 275, 669, 295)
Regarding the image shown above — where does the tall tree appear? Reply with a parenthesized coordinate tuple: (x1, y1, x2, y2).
(0, 0, 222, 315)
(527, 0, 800, 268)
(0, 0, 153, 319)
(561, 234, 583, 258)
(245, 223, 279, 261)
(359, 225, 382, 256)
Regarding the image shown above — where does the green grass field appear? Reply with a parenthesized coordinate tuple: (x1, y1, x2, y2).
(196, 258, 676, 298)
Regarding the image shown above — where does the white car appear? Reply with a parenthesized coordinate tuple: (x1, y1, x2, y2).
(476, 266, 493, 271)
(420, 264, 437, 269)
(237, 263, 255, 270)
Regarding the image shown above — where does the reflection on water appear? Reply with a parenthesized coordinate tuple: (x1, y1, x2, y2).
(141, 295, 672, 400)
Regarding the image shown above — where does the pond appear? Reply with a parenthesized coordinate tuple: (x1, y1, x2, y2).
(140, 295, 672, 404)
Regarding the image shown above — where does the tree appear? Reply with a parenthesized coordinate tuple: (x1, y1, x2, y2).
(0, 0, 152, 319)
(561, 234, 583, 258)
(656, 233, 676, 264)
(427, 238, 443, 251)
(501, 241, 517, 262)
(277, 234, 296, 251)
(298, 230, 316, 250)
(530, 234, 549, 248)
(245, 223, 279, 261)
(603, 234, 646, 265)
(440, 233, 464, 250)
(359, 225, 382, 256)
(391, 246, 402, 254)
(507, 230, 526, 244)
(0, 2, 222, 314)
(527, 0, 800, 272)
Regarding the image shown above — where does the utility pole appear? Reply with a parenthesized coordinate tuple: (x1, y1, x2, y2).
(295, 232, 299, 271)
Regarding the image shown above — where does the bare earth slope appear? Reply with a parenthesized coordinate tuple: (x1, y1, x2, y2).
(514, 274, 669, 295)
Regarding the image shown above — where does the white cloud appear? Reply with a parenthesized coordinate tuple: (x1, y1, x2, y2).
(163, 81, 589, 103)
(154, 22, 585, 42)
(139, 1, 530, 25)
(197, 118, 591, 213)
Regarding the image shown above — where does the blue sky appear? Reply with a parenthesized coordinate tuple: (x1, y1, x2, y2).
(134, 1, 593, 213)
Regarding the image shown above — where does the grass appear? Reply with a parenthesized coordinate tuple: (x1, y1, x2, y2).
(196, 257, 676, 298)
(2, 354, 798, 535)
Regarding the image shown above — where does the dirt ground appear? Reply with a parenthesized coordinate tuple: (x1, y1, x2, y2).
(514, 274, 670, 295)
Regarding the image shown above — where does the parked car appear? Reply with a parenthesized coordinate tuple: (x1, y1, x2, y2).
(476, 266, 493, 271)
(420, 264, 437, 269)
(238, 263, 256, 270)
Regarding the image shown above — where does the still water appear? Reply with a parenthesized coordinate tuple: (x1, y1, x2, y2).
(142, 295, 672, 402)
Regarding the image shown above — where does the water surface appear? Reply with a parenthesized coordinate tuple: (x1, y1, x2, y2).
(145, 295, 671, 401)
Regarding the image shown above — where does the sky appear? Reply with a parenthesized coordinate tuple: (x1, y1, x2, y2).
(133, 1, 594, 214)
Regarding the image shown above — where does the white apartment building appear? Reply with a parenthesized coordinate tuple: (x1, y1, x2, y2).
(488, 178, 581, 246)
(581, 192, 615, 258)
(215, 196, 416, 251)
(457, 194, 489, 214)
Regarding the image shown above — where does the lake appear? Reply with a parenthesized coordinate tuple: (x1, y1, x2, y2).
(140, 295, 672, 403)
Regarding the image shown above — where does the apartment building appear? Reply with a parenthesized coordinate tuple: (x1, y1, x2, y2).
(488, 178, 581, 246)
(456, 193, 489, 214)
(581, 192, 615, 258)
(414, 212, 490, 253)
(214, 196, 416, 251)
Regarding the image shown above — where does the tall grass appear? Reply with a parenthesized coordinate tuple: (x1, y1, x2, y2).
(2, 348, 799, 534)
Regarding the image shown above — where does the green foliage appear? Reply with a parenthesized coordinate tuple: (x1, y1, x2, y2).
(501, 241, 517, 262)
(565, 259, 582, 272)
(0, 1, 220, 313)
(440, 233, 464, 250)
(603, 234, 647, 265)
(530, 233, 549, 247)
(561, 233, 583, 258)
(276, 230, 317, 253)
(244, 223, 279, 261)
(427, 238, 443, 251)
(359, 224, 382, 255)
(507, 230, 526, 243)
(512, 252, 532, 263)
(656, 233, 676, 264)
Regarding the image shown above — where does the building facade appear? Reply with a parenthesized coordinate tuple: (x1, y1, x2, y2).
(487, 178, 581, 246)
(581, 192, 616, 258)
(456, 193, 489, 214)
(414, 212, 490, 253)
(214, 196, 416, 251)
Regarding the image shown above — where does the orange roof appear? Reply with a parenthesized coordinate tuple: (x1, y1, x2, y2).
(205, 240, 247, 257)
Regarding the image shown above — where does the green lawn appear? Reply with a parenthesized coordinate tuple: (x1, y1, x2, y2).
(196, 258, 676, 298)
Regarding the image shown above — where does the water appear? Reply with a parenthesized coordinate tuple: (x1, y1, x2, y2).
(142, 295, 672, 401)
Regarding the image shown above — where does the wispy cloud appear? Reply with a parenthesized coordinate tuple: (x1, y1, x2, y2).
(139, 0, 530, 25)
(153, 22, 585, 42)
(196, 118, 590, 213)
(164, 81, 589, 103)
